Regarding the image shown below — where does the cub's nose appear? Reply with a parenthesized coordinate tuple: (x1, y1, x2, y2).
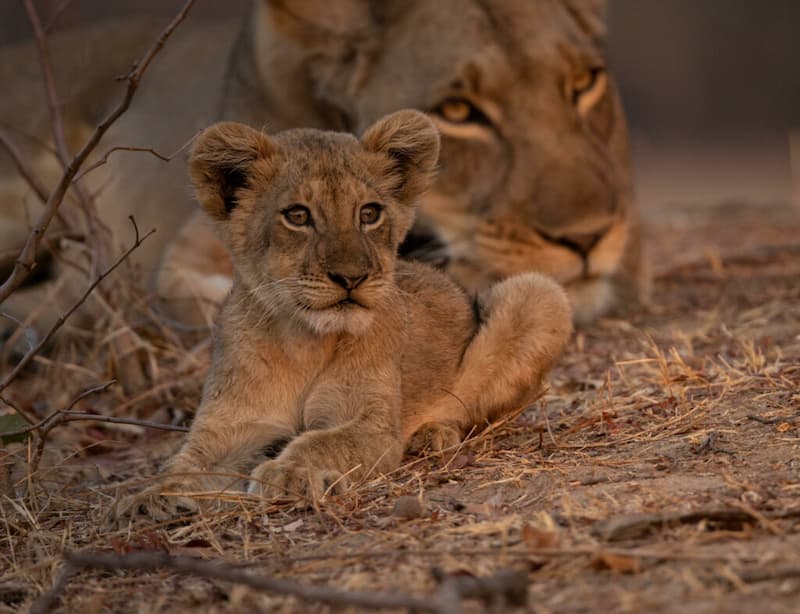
(327, 272, 368, 290)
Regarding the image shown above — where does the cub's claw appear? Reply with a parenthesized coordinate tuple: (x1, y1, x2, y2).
(110, 485, 199, 526)
(248, 460, 347, 500)
(406, 422, 462, 455)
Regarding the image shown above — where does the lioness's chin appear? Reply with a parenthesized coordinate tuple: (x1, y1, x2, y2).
(565, 277, 614, 325)
(301, 306, 375, 336)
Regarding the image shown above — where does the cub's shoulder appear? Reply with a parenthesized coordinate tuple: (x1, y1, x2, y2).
(394, 259, 474, 320)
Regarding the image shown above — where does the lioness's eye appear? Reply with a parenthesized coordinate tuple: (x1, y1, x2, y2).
(360, 203, 382, 225)
(433, 97, 491, 126)
(571, 67, 606, 105)
(282, 204, 311, 227)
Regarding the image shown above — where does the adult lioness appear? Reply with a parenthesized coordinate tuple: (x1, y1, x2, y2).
(129, 111, 571, 510)
(0, 0, 642, 344)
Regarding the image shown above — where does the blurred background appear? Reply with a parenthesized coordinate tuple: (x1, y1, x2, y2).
(2, 0, 798, 213)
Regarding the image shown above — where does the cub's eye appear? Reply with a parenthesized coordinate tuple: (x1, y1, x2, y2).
(432, 97, 491, 126)
(360, 203, 382, 225)
(282, 204, 312, 227)
(571, 67, 607, 109)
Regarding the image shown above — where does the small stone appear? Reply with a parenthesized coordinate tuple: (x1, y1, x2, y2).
(392, 495, 424, 519)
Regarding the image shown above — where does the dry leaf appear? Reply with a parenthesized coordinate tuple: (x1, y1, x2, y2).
(590, 552, 640, 574)
(777, 422, 792, 433)
(449, 454, 474, 470)
(392, 495, 424, 519)
(521, 523, 560, 549)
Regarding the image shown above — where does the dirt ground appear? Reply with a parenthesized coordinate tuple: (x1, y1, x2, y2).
(1, 201, 799, 613)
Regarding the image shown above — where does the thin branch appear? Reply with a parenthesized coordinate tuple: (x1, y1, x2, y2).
(30, 550, 527, 614)
(22, 0, 71, 170)
(0, 0, 196, 305)
(29, 381, 117, 472)
(73, 132, 199, 184)
(3, 411, 188, 439)
(0, 394, 38, 426)
(24, 0, 111, 268)
(43, 0, 77, 33)
(0, 217, 155, 396)
(29, 562, 77, 614)
(0, 128, 48, 204)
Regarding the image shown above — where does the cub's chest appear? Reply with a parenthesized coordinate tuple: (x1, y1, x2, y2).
(252, 334, 360, 426)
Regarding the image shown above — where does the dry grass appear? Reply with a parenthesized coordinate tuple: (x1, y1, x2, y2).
(1, 202, 799, 612)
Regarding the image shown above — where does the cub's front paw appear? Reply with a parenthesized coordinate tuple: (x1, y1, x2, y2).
(406, 422, 462, 455)
(247, 460, 346, 500)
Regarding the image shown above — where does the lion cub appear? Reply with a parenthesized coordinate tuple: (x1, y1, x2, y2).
(152, 110, 571, 504)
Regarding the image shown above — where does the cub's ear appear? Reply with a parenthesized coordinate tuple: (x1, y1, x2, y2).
(360, 110, 440, 204)
(189, 122, 274, 221)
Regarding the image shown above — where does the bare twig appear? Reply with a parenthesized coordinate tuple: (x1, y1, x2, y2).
(4, 410, 188, 440)
(0, 0, 196, 305)
(43, 0, 77, 33)
(0, 394, 38, 426)
(22, 0, 72, 170)
(29, 381, 117, 472)
(736, 564, 800, 584)
(592, 508, 800, 542)
(24, 0, 113, 271)
(0, 217, 155, 396)
(73, 132, 199, 184)
(28, 551, 526, 614)
(0, 127, 49, 204)
(29, 562, 77, 614)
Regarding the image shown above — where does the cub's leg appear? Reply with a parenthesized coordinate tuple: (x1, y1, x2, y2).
(406, 272, 572, 452)
(116, 410, 295, 520)
(249, 380, 404, 500)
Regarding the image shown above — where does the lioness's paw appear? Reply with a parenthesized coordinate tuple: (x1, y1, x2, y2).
(407, 423, 462, 455)
(247, 460, 346, 501)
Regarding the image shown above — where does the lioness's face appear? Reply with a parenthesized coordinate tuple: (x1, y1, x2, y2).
(189, 112, 440, 335)
(260, 0, 636, 321)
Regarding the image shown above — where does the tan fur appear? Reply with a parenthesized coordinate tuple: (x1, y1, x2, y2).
(1, 0, 642, 346)
(129, 111, 571, 510)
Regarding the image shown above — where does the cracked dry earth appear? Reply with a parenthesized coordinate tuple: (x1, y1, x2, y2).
(1, 202, 799, 612)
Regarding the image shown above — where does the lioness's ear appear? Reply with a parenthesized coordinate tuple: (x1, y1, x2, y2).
(261, 0, 373, 48)
(189, 122, 274, 221)
(564, 0, 607, 41)
(360, 110, 440, 203)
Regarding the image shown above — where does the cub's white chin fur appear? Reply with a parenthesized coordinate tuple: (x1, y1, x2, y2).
(301, 306, 375, 336)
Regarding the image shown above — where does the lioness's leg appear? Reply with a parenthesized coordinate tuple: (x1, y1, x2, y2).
(156, 212, 232, 327)
(407, 273, 572, 451)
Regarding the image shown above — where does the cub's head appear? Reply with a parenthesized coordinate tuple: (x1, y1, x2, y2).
(189, 110, 439, 335)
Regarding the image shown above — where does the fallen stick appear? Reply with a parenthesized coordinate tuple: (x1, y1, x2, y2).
(736, 564, 800, 584)
(30, 550, 527, 614)
(592, 508, 800, 542)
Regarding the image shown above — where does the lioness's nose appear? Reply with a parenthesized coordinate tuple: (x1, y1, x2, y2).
(327, 272, 368, 290)
(554, 230, 607, 257)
